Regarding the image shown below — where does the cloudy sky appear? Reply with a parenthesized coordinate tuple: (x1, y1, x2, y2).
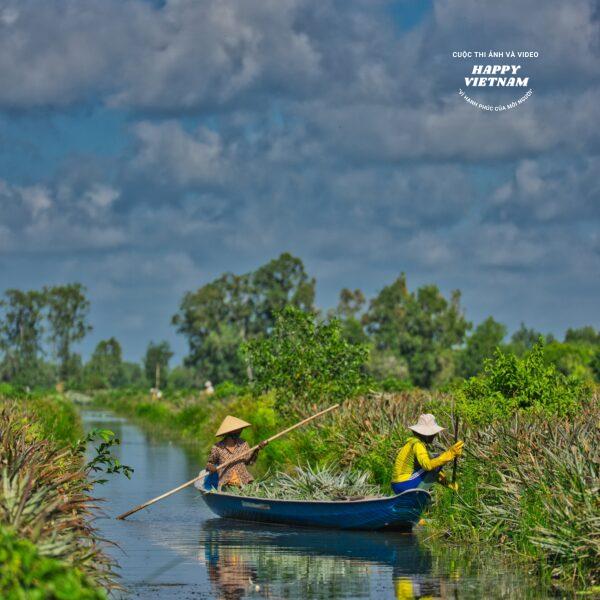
(1, 0, 599, 361)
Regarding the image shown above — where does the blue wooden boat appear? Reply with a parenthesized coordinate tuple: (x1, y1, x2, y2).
(198, 487, 431, 531)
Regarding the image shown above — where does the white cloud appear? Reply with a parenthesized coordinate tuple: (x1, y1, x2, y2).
(20, 185, 52, 217)
(131, 121, 226, 186)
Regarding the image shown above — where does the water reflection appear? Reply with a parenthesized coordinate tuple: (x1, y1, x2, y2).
(200, 519, 449, 599)
(202, 519, 441, 599)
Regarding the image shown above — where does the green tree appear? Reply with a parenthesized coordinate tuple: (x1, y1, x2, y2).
(192, 323, 246, 384)
(363, 274, 470, 387)
(0, 289, 47, 381)
(85, 337, 124, 388)
(333, 288, 369, 345)
(458, 316, 507, 378)
(45, 284, 92, 381)
(251, 253, 316, 334)
(172, 273, 251, 373)
(508, 323, 544, 356)
(144, 341, 174, 388)
(243, 306, 369, 407)
(172, 253, 315, 382)
(564, 326, 600, 346)
(121, 362, 144, 387)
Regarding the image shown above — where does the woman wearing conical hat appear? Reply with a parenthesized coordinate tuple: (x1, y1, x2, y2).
(391, 414, 464, 494)
(205, 416, 267, 490)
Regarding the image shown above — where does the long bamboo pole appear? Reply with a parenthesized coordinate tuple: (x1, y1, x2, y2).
(116, 403, 340, 520)
(451, 414, 460, 484)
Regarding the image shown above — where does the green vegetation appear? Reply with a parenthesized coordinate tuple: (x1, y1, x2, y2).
(228, 463, 381, 500)
(0, 388, 132, 598)
(433, 406, 599, 588)
(3, 256, 599, 394)
(244, 306, 370, 407)
(143, 340, 174, 387)
(172, 252, 315, 383)
(0, 526, 104, 600)
(363, 273, 471, 387)
(0, 284, 93, 388)
(456, 341, 590, 424)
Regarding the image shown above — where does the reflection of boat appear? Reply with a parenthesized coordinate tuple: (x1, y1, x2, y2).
(198, 488, 431, 531)
(202, 519, 440, 599)
(202, 518, 432, 572)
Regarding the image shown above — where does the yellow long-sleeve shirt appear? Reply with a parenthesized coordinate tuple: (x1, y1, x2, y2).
(392, 437, 454, 482)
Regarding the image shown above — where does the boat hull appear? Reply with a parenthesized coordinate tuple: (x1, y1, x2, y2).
(199, 489, 431, 531)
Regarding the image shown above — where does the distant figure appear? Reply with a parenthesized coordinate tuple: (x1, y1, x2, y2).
(391, 414, 464, 494)
(150, 387, 163, 399)
(204, 380, 215, 395)
(204, 416, 267, 490)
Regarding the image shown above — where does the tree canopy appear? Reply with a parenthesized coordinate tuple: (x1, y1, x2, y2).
(363, 274, 471, 387)
(172, 253, 315, 383)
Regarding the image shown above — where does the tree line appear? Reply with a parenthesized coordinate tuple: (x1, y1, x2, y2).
(1, 252, 599, 391)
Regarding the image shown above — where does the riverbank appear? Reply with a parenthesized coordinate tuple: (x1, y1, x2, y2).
(0, 387, 114, 598)
(93, 383, 600, 593)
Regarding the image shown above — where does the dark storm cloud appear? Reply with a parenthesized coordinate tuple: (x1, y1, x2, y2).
(0, 0, 599, 359)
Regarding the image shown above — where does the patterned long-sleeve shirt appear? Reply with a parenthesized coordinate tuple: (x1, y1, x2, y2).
(206, 438, 258, 488)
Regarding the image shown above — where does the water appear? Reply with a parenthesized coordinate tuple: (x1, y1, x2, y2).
(82, 409, 551, 599)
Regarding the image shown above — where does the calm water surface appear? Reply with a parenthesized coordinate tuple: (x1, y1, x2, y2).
(82, 409, 551, 600)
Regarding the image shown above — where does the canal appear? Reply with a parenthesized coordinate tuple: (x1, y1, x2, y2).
(82, 408, 551, 599)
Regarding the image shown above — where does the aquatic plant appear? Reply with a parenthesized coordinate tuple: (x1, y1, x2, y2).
(227, 463, 382, 501)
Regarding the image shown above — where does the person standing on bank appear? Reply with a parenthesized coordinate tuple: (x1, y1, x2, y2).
(391, 414, 464, 494)
(204, 416, 267, 490)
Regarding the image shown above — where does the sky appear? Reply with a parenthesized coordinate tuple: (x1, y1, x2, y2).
(0, 0, 599, 362)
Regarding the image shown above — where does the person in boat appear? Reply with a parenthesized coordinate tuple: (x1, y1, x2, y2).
(204, 415, 267, 490)
(391, 413, 464, 494)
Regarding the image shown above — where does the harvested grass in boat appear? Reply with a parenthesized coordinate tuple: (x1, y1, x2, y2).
(226, 463, 383, 501)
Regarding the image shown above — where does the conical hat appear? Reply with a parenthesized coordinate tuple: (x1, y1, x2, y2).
(215, 415, 251, 437)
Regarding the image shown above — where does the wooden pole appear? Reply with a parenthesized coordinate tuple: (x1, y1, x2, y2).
(451, 414, 460, 484)
(116, 403, 340, 520)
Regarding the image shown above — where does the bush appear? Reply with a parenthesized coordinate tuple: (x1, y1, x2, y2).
(243, 306, 370, 407)
(213, 380, 245, 399)
(543, 341, 596, 380)
(456, 341, 590, 425)
(0, 527, 105, 600)
(376, 377, 414, 393)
